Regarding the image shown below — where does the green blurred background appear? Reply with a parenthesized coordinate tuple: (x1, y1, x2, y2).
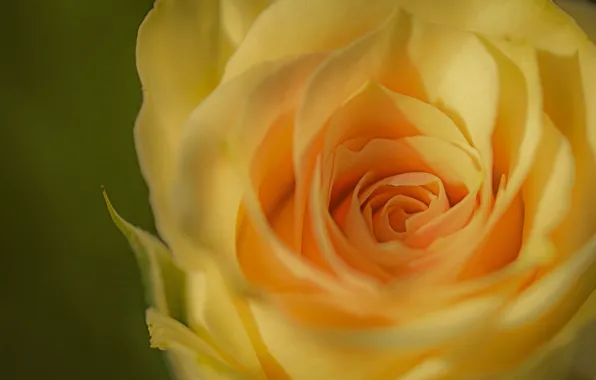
(2, 1, 171, 379)
(2, 1, 595, 380)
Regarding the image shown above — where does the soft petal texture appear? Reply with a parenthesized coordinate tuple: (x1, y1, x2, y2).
(174, 54, 345, 293)
(503, 259, 596, 379)
(147, 308, 246, 379)
(224, 0, 587, 83)
(136, 0, 231, 246)
(220, 0, 275, 46)
(136, 0, 274, 252)
(248, 301, 422, 380)
(541, 42, 596, 257)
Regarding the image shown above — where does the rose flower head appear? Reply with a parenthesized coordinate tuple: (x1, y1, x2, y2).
(107, 0, 596, 379)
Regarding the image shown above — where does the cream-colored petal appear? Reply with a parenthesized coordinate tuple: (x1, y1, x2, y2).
(220, 0, 274, 47)
(291, 11, 415, 250)
(185, 263, 264, 377)
(224, 0, 587, 83)
(543, 43, 596, 257)
(454, 39, 543, 280)
(187, 260, 295, 380)
(136, 0, 232, 245)
(504, 287, 596, 379)
(293, 10, 412, 174)
(398, 0, 587, 54)
(407, 18, 499, 170)
(315, 295, 505, 350)
(445, 235, 596, 377)
(249, 301, 424, 380)
(309, 159, 380, 292)
(147, 308, 250, 379)
(519, 115, 574, 267)
(222, 0, 398, 82)
(173, 54, 322, 287)
(500, 235, 596, 328)
(485, 38, 543, 221)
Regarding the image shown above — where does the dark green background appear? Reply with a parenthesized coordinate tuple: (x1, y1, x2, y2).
(2, 1, 171, 379)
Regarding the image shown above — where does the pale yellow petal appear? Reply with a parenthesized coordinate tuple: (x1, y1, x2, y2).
(543, 42, 596, 257)
(520, 114, 574, 266)
(248, 301, 420, 380)
(173, 57, 318, 286)
(500, 260, 596, 380)
(186, 263, 263, 376)
(222, 0, 397, 82)
(407, 17, 499, 175)
(455, 38, 544, 280)
(315, 296, 504, 350)
(500, 235, 596, 328)
(224, 0, 587, 83)
(398, 0, 587, 54)
(146, 308, 249, 379)
(136, 0, 232, 245)
(220, 0, 274, 47)
(443, 234, 596, 377)
(186, 259, 295, 379)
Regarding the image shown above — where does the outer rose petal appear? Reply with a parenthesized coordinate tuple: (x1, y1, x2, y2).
(136, 0, 272, 249)
(136, 0, 230, 246)
(542, 42, 596, 257)
(220, 0, 276, 46)
(506, 289, 596, 379)
(224, 0, 587, 83)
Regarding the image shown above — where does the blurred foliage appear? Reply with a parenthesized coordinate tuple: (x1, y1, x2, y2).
(1, 1, 171, 379)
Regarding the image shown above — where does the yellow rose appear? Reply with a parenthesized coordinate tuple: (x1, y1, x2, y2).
(109, 0, 596, 379)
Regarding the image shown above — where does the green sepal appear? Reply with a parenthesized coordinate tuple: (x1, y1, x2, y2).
(103, 188, 187, 325)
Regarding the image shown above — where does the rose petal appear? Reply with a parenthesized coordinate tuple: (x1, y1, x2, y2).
(222, 0, 397, 82)
(443, 234, 596, 377)
(307, 160, 381, 292)
(500, 235, 596, 328)
(136, 0, 233, 245)
(520, 114, 574, 266)
(313, 295, 505, 350)
(541, 44, 596, 256)
(322, 82, 469, 166)
(291, 10, 416, 251)
(220, 0, 274, 47)
(399, 0, 585, 55)
(454, 39, 543, 280)
(505, 289, 596, 379)
(174, 54, 324, 285)
(146, 308, 249, 379)
(224, 0, 585, 83)
(248, 301, 415, 380)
